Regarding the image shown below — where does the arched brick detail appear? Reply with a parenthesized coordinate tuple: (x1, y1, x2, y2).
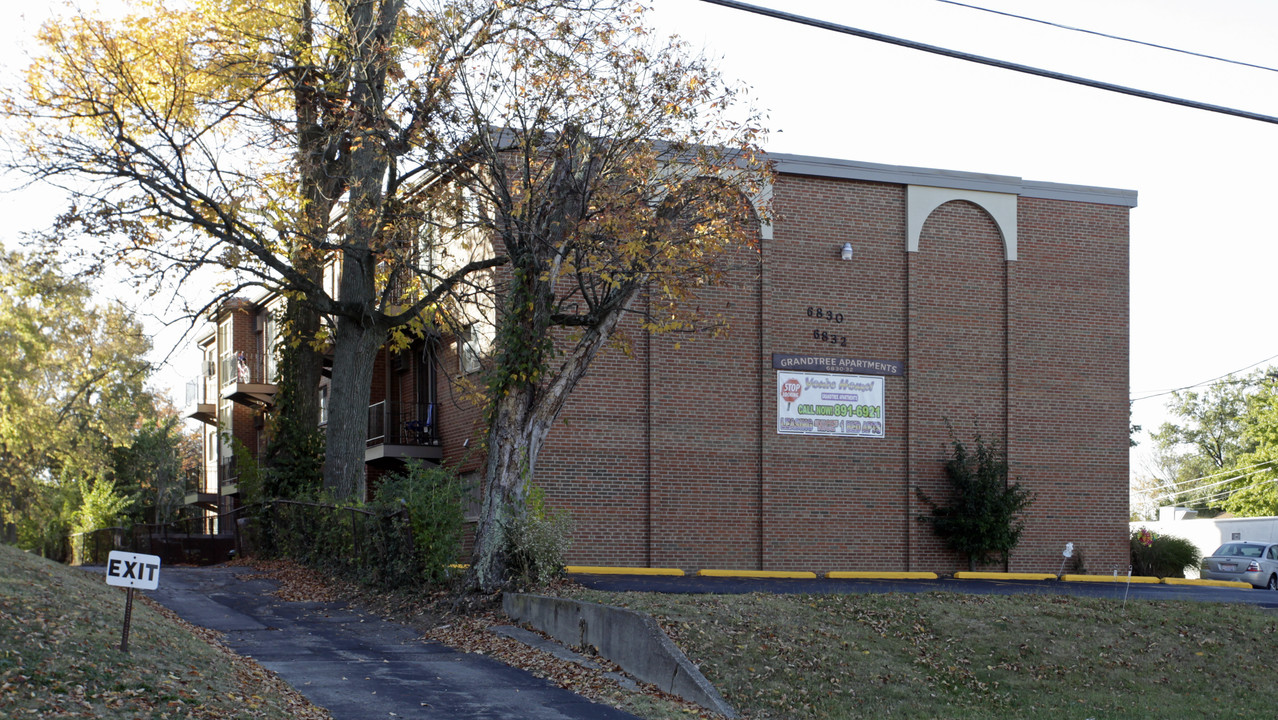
(908, 186, 1018, 261)
(907, 200, 1010, 570)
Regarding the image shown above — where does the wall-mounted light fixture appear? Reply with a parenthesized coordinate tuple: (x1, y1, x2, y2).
(840, 242, 854, 261)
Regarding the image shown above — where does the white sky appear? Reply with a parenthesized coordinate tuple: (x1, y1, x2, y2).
(5, 0, 1278, 481)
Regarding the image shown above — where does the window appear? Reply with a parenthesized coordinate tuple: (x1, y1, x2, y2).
(217, 321, 231, 384)
(459, 325, 482, 374)
(264, 313, 278, 383)
(318, 386, 329, 426)
(461, 471, 482, 522)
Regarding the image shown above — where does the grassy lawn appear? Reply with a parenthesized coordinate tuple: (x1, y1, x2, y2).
(560, 587, 1278, 719)
(0, 544, 329, 720)
(12, 541, 1268, 720)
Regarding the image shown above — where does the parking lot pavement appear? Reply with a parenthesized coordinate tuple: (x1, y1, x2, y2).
(145, 566, 640, 720)
(567, 572, 1278, 608)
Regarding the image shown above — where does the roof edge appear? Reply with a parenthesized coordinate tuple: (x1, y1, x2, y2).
(1020, 179, 1138, 207)
(769, 152, 1138, 208)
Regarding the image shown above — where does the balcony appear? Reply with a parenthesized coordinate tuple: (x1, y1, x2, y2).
(180, 364, 218, 425)
(217, 458, 239, 498)
(183, 469, 218, 509)
(220, 351, 277, 409)
(366, 401, 442, 464)
(378, 260, 418, 310)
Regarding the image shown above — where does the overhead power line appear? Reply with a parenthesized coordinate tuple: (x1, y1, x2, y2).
(1129, 352, 1278, 403)
(698, 0, 1278, 125)
(1192, 478, 1278, 506)
(1144, 459, 1278, 497)
(934, 0, 1278, 75)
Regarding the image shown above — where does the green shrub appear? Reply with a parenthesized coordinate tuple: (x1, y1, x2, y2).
(1130, 528, 1201, 578)
(372, 462, 468, 585)
(502, 485, 572, 589)
(249, 463, 467, 589)
(226, 435, 264, 505)
(916, 432, 1034, 570)
(262, 500, 355, 568)
(261, 334, 325, 502)
(259, 498, 418, 588)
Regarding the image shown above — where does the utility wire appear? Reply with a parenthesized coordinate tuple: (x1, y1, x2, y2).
(1196, 486, 1249, 505)
(934, 0, 1278, 75)
(1142, 459, 1276, 494)
(698, 0, 1278, 125)
(1129, 352, 1278, 403)
(1191, 478, 1276, 506)
(1145, 460, 1278, 497)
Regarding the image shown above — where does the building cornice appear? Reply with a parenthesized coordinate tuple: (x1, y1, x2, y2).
(769, 152, 1138, 208)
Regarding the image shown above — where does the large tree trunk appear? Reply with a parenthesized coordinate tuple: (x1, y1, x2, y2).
(322, 315, 385, 500)
(470, 386, 556, 592)
(280, 296, 324, 428)
(278, 0, 336, 461)
(315, 0, 400, 503)
(469, 299, 633, 592)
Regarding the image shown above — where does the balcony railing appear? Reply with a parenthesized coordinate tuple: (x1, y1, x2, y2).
(368, 401, 437, 446)
(186, 361, 216, 402)
(185, 468, 206, 496)
(184, 468, 217, 507)
(218, 457, 238, 486)
(181, 374, 219, 424)
(185, 377, 211, 406)
(221, 351, 270, 387)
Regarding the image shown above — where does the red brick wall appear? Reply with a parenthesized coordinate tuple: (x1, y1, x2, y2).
(227, 305, 262, 472)
(536, 307, 654, 566)
(1009, 197, 1130, 574)
(760, 178, 911, 571)
(435, 333, 489, 477)
(649, 238, 763, 569)
(434, 171, 1131, 574)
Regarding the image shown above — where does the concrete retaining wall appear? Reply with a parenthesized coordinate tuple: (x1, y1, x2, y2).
(503, 593, 735, 718)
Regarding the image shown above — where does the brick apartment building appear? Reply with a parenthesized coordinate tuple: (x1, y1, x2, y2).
(183, 151, 1136, 574)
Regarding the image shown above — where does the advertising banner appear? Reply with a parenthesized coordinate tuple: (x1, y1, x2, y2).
(776, 371, 885, 438)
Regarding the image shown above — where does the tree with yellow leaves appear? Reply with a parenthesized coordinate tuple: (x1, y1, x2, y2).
(10, 0, 769, 591)
(448, 13, 770, 591)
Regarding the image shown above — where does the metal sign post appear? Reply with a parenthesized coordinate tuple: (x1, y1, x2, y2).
(105, 551, 161, 653)
(120, 587, 135, 652)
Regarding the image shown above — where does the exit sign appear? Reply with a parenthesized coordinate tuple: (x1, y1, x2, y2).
(106, 551, 161, 591)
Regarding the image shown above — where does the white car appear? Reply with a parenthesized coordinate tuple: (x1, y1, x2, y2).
(1200, 542, 1278, 589)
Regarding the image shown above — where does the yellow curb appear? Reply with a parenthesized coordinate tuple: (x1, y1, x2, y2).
(826, 571, 938, 580)
(565, 566, 685, 576)
(954, 572, 1058, 581)
(1062, 574, 1160, 584)
(697, 569, 818, 579)
(1162, 577, 1252, 589)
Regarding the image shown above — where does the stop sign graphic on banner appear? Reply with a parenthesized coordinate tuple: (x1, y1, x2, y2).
(780, 377, 802, 410)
